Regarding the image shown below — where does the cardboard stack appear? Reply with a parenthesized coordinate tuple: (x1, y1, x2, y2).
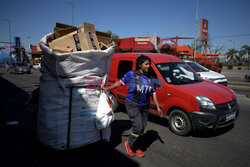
(48, 22, 112, 53)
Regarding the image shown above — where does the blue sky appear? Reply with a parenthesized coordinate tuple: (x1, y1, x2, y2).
(0, 0, 250, 54)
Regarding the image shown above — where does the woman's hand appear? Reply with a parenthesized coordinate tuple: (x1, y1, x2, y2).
(153, 93, 163, 117)
(157, 107, 163, 117)
(101, 80, 122, 93)
(102, 87, 108, 92)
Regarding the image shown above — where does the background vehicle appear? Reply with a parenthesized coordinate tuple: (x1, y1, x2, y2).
(116, 36, 222, 72)
(107, 53, 239, 136)
(32, 63, 41, 69)
(9, 62, 31, 74)
(4, 62, 12, 71)
(245, 71, 250, 81)
(184, 60, 228, 86)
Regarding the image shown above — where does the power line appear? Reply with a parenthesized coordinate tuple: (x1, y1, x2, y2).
(212, 34, 250, 39)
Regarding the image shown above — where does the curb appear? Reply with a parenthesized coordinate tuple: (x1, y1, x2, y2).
(228, 81, 250, 86)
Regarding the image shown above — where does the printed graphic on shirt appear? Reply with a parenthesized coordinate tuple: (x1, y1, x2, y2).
(121, 70, 155, 106)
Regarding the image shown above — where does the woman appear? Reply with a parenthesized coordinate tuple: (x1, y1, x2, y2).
(103, 55, 163, 157)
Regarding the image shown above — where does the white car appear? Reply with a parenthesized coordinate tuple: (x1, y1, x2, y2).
(33, 63, 41, 69)
(184, 60, 228, 86)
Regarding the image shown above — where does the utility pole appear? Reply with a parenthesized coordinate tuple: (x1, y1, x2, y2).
(26, 37, 31, 52)
(66, 1, 74, 26)
(194, 0, 199, 59)
(4, 18, 11, 50)
(248, 48, 249, 70)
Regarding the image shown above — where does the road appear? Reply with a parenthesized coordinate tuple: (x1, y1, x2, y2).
(221, 68, 250, 96)
(0, 67, 250, 167)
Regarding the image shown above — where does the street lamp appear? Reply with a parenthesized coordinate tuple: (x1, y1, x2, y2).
(4, 18, 11, 49)
(66, 1, 74, 26)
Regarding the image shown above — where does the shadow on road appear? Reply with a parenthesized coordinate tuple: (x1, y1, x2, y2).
(192, 124, 235, 138)
(0, 76, 139, 167)
(139, 130, 165, 152)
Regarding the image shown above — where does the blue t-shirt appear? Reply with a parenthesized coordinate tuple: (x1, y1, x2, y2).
(120, 70, 155, 106)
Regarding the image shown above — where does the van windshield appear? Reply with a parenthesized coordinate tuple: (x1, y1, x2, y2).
(156, 62, 202, 85)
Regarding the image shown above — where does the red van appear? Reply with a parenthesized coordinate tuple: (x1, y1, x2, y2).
(107, 53, 239, 136)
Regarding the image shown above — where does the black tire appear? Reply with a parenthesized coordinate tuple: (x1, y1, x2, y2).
(109, 93, 118, 112)
(169, 109, 192, 136)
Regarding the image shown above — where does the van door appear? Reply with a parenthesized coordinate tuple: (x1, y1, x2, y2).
(149, 63, 173, 116)
(147, 65, 165, 114)
(112, 59, 134, 104)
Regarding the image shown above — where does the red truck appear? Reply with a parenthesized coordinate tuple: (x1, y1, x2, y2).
(107, 52, 239, 136)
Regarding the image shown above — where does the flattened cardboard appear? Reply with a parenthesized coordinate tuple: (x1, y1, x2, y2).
(52, 46, 73, 53)
(49, 30, 100, 52)
(96, 31, 111, 47)
(83, 22, 95, 33)
(54, 26, 79, 39)
(56, 22, 75, 29)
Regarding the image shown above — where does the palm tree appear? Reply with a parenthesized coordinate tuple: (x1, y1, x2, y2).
(9, 46, 27, 62)
(226, 48, 238, 66)
(241, 45, 250, 70)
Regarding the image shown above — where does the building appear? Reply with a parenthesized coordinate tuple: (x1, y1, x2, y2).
(30, 44, 42, 65)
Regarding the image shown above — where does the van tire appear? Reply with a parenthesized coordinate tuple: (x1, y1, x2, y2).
(169, 109, 192, 136)
(109, 94, 118, 112)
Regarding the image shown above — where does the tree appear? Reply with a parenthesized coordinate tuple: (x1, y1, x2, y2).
(241, 45, 250, 69)
(9, 46, 28, 63)
(214, 46, 225, 54)
(190, 34, 213, 54)
(107, 30, 119, 42)
(226, 48, 238, 66)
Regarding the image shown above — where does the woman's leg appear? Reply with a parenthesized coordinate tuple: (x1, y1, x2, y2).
(125, 100, 143, 151)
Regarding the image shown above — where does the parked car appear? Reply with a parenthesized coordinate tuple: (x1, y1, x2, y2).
(32, 63, 41, 69)
(4, 62, 12, 71)
(184, 60, 228, 86)
(9, 62, 31, 74)
(107, 53, 239, 136)
(0, 62, 6, 68)
(245, 71, 250, 81)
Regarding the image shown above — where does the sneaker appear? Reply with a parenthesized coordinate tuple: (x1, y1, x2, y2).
(125, 140, 135, 157)
(135, 149, 145, 157)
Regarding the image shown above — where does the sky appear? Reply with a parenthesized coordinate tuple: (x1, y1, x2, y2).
(0, 0, 250, 54)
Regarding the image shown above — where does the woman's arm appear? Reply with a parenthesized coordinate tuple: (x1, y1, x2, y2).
(153, 93, 163, 117)
(103, 80, 123, 92)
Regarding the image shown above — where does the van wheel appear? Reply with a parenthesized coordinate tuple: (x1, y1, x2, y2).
(169, 109, 192, 136)
(109, 94, 118, 112)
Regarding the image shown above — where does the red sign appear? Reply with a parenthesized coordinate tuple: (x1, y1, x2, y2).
(200, 18, 208, 42)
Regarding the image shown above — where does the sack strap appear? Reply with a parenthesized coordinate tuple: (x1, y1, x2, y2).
(101, 74, 107, 91)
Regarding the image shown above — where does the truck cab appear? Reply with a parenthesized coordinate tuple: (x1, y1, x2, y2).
(107, 52, 239, 136)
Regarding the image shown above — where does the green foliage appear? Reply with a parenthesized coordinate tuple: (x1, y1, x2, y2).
(107, 30, 119, 42)
(9, 46, 27, 62)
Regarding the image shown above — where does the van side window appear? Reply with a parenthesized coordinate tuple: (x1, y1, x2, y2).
(148, 67, 161, 88)
(117, 60, 133, 79)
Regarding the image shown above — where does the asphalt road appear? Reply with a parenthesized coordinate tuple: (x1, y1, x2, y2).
(0, 67, 250, 167)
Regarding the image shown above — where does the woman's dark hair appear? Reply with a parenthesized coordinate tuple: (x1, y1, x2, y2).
(136, 55, 151, 70)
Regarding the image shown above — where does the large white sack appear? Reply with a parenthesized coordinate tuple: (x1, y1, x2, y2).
(39, 33, 114, 88)
(37, 73, 112, 150)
